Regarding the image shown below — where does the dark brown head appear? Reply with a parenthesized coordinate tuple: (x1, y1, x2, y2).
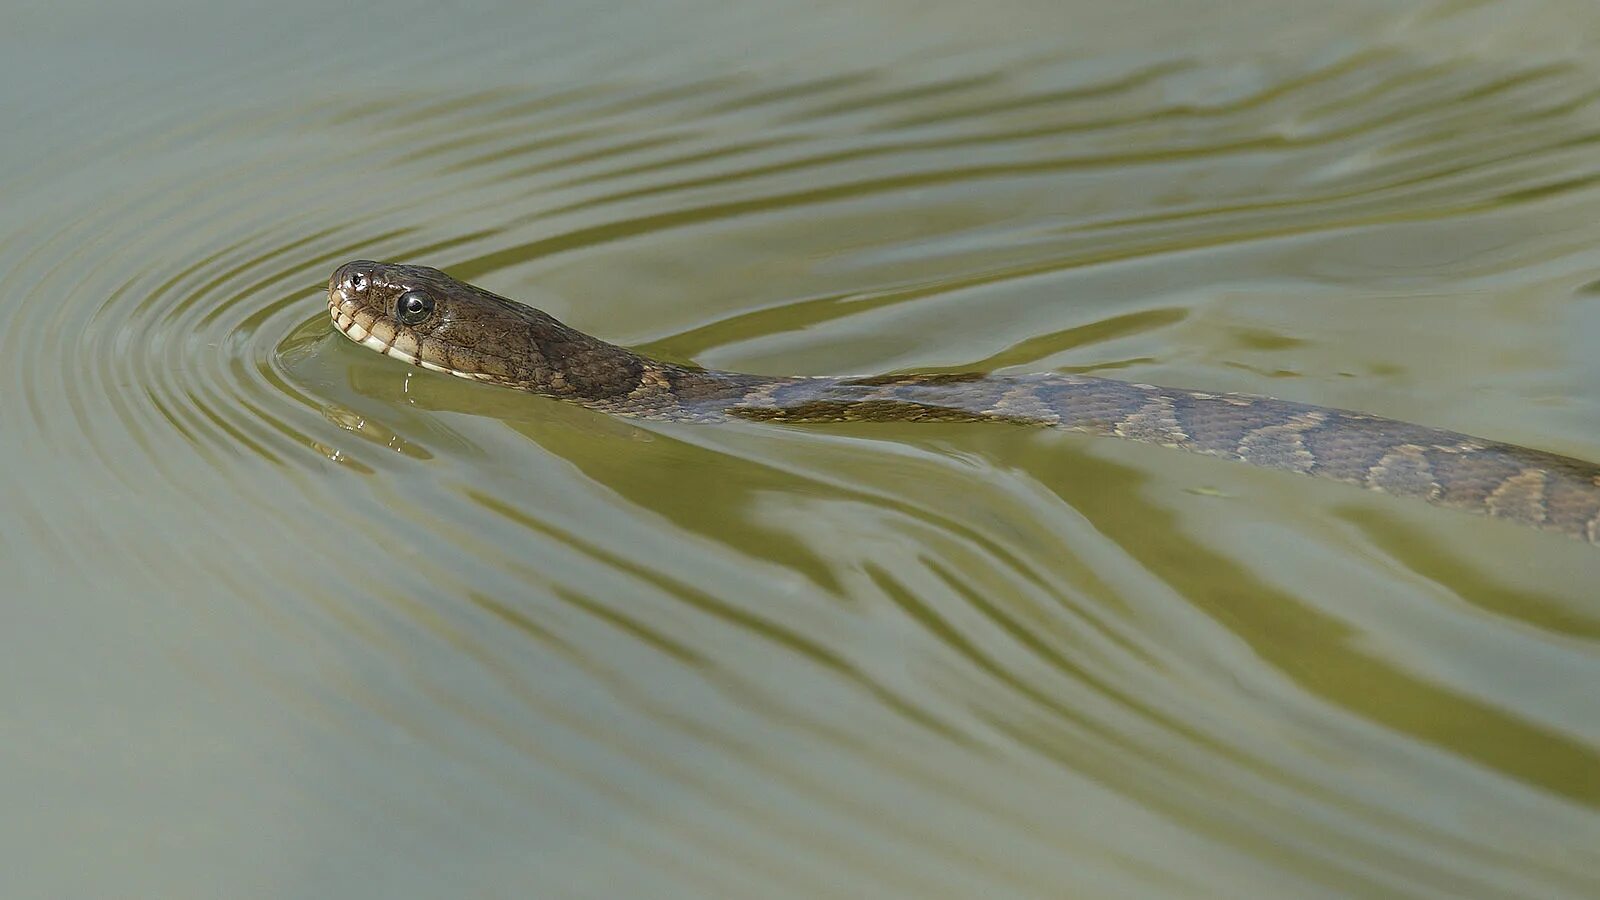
(327, 260, 645, 400)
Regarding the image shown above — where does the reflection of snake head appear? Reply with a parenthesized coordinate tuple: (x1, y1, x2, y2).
(327, 259, 643, 399)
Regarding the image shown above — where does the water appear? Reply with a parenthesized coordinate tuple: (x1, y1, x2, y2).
(3, 1, 1598, 896)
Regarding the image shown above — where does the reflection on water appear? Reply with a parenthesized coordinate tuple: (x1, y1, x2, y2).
(3, 0, 1599, 896)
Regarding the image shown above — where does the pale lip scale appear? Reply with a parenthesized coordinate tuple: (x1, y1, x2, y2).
(327, 289, 472, 376)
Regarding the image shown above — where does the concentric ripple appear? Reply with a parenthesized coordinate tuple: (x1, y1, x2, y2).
(3, 1, 1599, 897)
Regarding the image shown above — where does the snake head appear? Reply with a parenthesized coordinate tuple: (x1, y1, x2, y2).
(328, 260, 454, 355)
(326, 259, 644, 398)
(329, 259, 523, 380)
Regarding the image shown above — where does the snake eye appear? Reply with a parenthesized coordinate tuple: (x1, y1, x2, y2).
(396, 289, 435, 325)
(348, 271, 368, 292)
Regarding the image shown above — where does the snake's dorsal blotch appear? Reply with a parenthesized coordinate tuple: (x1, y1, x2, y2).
(328, 260, 1600, 545)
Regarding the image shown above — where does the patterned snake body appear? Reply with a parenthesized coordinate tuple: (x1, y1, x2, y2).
(328, 261, 1600, 545)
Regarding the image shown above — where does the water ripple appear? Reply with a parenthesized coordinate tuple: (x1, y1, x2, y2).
(4, 20, 1599, 898)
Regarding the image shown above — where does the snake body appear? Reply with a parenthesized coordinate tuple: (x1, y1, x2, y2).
(328, 261, 1600, 545)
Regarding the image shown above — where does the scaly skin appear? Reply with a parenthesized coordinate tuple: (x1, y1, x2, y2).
(328, 260, 1600, 544)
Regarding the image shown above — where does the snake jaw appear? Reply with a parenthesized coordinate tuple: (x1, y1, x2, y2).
(329, 285, 405, 360)
(328, 287, 359, 335)
(327, 281, 466, 376)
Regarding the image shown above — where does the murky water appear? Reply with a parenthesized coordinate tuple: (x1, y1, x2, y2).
(3, 1, 1598, 897)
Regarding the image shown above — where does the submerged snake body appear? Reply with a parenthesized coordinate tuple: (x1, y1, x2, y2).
(328, 261, 1600, 545)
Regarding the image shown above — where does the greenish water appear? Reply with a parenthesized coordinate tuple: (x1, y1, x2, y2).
(3, 1, 1599, 897)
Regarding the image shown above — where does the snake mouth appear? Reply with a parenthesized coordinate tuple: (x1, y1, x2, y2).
(327, 287, 486, 379)
(328, 288, 428, 368)
(328, 289, 410, 361)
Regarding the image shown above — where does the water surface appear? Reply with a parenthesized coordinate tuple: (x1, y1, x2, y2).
(2, 1, 1598, 897)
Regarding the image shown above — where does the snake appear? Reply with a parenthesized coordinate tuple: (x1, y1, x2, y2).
(327, 260, 1600, 545)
